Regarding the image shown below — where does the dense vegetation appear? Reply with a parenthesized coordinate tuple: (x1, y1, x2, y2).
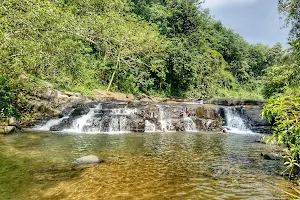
(262, 0, 300, 177)
(0, 0, 284, 120)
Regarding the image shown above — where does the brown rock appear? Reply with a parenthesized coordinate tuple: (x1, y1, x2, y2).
(7, 117, 17, 126)
(0, 121, 8, 126)
(196, 105, 221, 120)
(0, 126, 16, 134)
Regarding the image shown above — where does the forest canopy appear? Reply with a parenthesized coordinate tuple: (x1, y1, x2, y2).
(0, 0, 285, 118)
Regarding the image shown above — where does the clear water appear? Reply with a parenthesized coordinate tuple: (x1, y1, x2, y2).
(0, 131, 297, 200)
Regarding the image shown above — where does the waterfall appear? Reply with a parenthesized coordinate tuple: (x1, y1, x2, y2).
(33, 109, 74, 131)
(108, 108, 136, 133)
(183, 111, 197, 132)
(34, 116, 68, 131)
(223, 107, 253, 134)
(157, 105, 174, 132)
(151, 105, 197, 132)
(34, 102, 199, 134)
(145, 120, 156, 132)
(65, 104, 101, 133)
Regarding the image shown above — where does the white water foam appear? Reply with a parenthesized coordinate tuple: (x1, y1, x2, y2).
(223, 107, 253, 134)
(108, 108, 136, 133)
(183, 111, 198, 132)
(157, 105, 174, 132)
(63, 104, 101, 133)
(33, 117, 68, 131)
(33, 103, 199, 134)
(145, 120, 156, 132)
(33, 109, 74, 131)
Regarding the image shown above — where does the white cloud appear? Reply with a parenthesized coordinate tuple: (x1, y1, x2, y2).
(203, 0, 261, 9)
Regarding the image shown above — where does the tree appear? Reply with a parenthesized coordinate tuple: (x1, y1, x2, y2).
(279, 0, 300, 52)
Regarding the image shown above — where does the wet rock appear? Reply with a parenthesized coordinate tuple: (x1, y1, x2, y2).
(194, 118, 221, 131)
(173, 119, 185, 131)
(255, 139, 266, 144)
(130, 119, 145, 132)
(204, 98, 265, 106)
(261, 153, 282, 160)
(240, 107, 272, 134)
(72, 155, 103, 165)
(209, 166, 230, 176)
(196, 105, 222, 120)
(50, 118, 73, 131)
(70, 106, 90, 117)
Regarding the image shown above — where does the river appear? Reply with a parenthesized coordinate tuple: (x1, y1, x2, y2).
(0, 131, 296, 199)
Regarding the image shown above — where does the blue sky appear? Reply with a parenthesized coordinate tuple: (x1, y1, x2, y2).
(202, 0, 290, 47)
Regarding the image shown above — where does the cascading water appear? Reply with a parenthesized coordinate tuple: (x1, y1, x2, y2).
(35, 103, 137, 134)
(65, 104, 101, 133)
(157, 105, 174, 132)
(223, 107, 253, 134)
(183, 110, 197, 132)
(34, 102, 199, 134)
(34, 116, 68, 131)
(145, 120, 156, 132)
(144, 105, 198, 132)
(33, 109, 74, 131)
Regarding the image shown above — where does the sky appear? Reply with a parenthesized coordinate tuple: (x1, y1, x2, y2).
(202, 0, 290, 47)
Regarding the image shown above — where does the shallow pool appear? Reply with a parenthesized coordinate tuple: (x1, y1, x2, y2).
(0, 131, 296, 199)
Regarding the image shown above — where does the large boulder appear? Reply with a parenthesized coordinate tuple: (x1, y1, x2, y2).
(7, 117, 21, 129)
(0, 126, 16, 134)
(262, 153, 282, 160)
(70, 105, 90, 117)
(241, 107, 269, 126)
(130, 119, 146, 132)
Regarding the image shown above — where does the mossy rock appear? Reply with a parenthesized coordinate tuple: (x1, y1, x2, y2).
(196, 105, 221, 120)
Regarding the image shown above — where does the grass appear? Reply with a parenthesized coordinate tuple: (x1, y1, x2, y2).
(216, 88, 264, 100)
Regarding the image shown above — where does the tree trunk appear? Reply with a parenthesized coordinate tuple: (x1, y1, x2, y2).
(106, 57, 119, 91)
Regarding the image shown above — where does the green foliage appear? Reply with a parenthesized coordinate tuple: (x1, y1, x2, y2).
(0, 0, 284, 120)
(0, 79, 18, 119)
(260, 1, 300, 179)
(262, 96, 300, 177)
(279, 0, 300, 53)
(263, 64, 300, 98)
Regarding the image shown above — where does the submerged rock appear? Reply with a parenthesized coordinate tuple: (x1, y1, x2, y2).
(72, 155, 103, 165)
(255, 139, 266, 144)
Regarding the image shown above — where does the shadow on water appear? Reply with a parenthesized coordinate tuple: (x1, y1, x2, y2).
(0, 131, 297, 199)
